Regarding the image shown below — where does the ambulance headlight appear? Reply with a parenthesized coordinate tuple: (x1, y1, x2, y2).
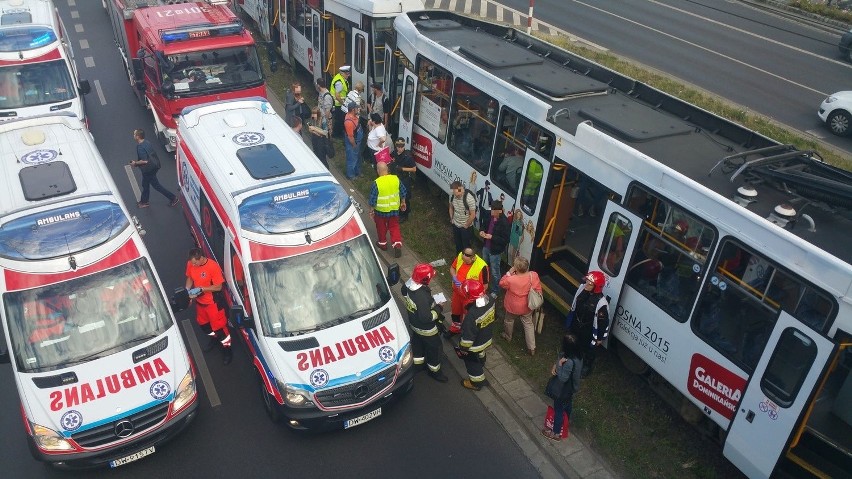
(280, 381, 313, 408)
(400, 346, 412, 370)
(172, 370, 196, 412)
(32, 423, 74, 451)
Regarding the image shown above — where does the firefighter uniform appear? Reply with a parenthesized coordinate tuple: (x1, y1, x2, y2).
(401, 277, 447, 382)
(458, 294, 495, 390)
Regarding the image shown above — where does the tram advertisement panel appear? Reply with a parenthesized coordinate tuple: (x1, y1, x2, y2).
(687, 353, 746, 420)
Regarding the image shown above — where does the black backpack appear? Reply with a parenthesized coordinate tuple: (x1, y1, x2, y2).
(450, 189, 476, 213)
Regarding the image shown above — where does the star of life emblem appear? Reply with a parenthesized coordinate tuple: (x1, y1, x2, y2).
(150, 380, 171, 400)
(378, 345, 395, 363)
(21, 149, 58, 165)
(310, 369, 329, 388)
(232, 132, 265, 146)
(60, 410, 83, 431)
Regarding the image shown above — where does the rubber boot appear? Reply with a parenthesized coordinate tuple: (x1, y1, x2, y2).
(428, 369, 448, 383)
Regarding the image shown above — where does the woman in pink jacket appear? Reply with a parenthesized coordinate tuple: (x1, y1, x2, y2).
(499, 256, 542, 356)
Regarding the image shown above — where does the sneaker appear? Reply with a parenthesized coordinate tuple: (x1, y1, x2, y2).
(223, 348, 233, 365)
(541, 428, 562, 442)
(500, 332, 512, 342)
(169, 197, 180, 207)
(429, 370, 448, 383)
(461, 379, 482, 391)
(393, 245, 402, 258)
(137, 202, 150, 208)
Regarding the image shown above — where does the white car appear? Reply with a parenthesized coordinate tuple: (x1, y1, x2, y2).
(818, 91, 852, 137)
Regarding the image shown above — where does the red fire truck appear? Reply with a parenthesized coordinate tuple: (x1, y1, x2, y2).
(106, 0, 268, 151)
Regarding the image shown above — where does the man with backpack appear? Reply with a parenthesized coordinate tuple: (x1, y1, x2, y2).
(131, 129, 178, 208)
(449, 180, 477, 254)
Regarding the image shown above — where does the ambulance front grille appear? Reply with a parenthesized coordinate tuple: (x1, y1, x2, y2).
(313, 364, 397, 408)
(72, 402, 170, 448)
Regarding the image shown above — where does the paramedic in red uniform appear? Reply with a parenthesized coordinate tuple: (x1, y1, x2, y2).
(185, 248, 232, 365)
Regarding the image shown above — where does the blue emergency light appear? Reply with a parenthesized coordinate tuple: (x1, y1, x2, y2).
(0, 26, 57, 52)
(159, 21, 243, 44)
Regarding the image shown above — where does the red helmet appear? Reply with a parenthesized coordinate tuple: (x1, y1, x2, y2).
(585, 271, 606, 294)
(674, 219, 689, 235)
(461, 279, 486, 303)
(411, 263, 436, 285)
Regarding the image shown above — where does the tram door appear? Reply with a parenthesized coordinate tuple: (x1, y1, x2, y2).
(724, 313, 835, 479)
(588, 202, 642, 321)
(396, 68, 417, 148)
(277, 0, 290, 66)
(351, 26, 369, 92)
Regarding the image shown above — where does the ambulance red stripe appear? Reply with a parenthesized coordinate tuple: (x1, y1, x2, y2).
(247, 216, 363, 261)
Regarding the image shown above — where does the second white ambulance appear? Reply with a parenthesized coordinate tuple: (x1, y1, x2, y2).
(176, 98, 414, 430)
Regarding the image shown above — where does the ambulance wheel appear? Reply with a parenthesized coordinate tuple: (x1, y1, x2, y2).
(257, 371, 282, 423)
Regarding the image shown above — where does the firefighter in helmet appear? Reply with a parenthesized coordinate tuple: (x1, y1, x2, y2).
(455, 279, 495, 391)
(401, 263, 448, 383)
(567, 271, 610, 378)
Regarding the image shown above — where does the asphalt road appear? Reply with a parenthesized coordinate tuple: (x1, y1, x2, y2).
(499, 0, 852, 154)
(0, 1, 539, 477)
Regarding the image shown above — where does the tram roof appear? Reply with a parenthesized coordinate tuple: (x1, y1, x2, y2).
(400, 11, 852, 266)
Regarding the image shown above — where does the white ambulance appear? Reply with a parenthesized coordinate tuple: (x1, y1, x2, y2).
(0, 113, 197, 468)
(177, 97, 414, 430)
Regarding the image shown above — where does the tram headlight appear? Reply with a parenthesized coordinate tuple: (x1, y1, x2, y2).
(32, 423, 74, 451)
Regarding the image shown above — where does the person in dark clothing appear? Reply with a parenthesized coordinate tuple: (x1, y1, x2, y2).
(401, 263, 448, 383)
(566, 271, 610, 377)
(131, 129, 178, 209)
(479, 200, 511, 297)
(542, 333, 583, 441)
(307, 107, 329, 167)
(456, 279, 495, 391)
(389, 138, 417, 221)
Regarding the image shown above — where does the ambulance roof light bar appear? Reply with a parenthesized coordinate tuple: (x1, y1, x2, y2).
(159, 20, 243, 44)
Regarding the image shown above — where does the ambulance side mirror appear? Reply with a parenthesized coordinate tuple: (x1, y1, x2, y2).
(170, 287, 190, 313)
(387, 263, 400, 286)
(0, 349, 9, 364)
(78, 79, 91, 95)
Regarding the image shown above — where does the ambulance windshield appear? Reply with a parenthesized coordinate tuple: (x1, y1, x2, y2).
(250, 235, 392, 337)
(160, 46, 262, 96)
(239, 182, 350, 234)
(0, 61, 77, 109)
(4, 258, 173, 373)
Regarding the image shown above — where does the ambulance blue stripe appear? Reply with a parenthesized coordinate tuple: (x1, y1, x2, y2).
(61, 394, 175, 438)
(292, 342, 410, 393)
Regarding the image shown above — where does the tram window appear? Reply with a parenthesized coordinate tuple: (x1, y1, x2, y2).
(598, 214, 632, 276)
(354, 33, 366, 75)
(520, 159, 544, 215)
(414, 57, 452, 142)
(692, 239, 835, 373)
(402, 74, 415, 121)
(624, 185, 715, 323)
(447, 79, 497, 175)
(761, 328, 817, 407)
(312, 13, 320, 50)
(490, 109, 554, 196)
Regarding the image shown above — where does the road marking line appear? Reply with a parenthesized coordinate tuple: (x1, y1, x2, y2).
(448, 0, 458, 12)
(572, 0, 831, 96)
(68, 0, 76, 6)
(79, 39, 89, 50)
(480, 1, 487, 17)
(464, 0, 472, 15)
(125, 164, 141, 201)
(181, 319, 222, 408)
(74, 24, 83, 33)
(71, 10, 79, 19)
(84, 56, 94, 68)
(93, 79, 107, 105)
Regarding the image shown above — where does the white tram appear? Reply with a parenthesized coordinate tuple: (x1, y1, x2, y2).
(392, 11, 852, 479)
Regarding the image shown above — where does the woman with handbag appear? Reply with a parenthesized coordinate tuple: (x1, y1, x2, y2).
(367, 113, 390, 166)
(498, 256, 542, 356)
(543, 333, 582, 441)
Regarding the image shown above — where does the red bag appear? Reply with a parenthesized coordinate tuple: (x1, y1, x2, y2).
(544, 406, 570, 438)
(374, 146, 392, 164)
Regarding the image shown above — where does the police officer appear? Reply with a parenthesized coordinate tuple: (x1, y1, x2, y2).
(330, 65, 351, 138)
(455, 279, 495, 391)
(401, 263, 448, 383)
(567, 271, 609, 377)
(390, 138, 416, 221)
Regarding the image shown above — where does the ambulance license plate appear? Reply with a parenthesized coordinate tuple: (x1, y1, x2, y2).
(109, 446, 155, 468)
(344, 408, 381, 429)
